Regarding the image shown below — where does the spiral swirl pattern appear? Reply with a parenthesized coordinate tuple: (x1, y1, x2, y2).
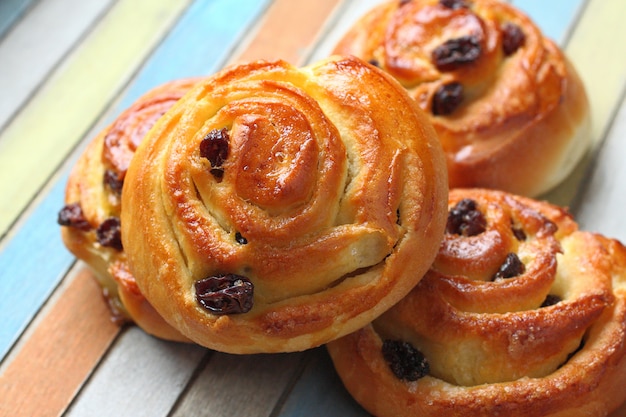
(333, 0, 590, 196)
(121, 57, 448, 353)
(328, 188, 626, 416)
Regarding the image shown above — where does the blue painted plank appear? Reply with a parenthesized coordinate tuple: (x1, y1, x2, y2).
(0, 0, 36, 37)
(118, 0, 272, 110)
(0, 176, 73, 361)
(0, 0, 270, 363)
(277, 348, 367, 417)
(511, 0, 586, 45)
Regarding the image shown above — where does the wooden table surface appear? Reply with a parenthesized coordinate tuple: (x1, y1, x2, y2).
(0, 0, 625, 416)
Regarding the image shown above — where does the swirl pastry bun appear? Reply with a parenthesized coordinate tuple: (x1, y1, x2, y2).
(120, 56, 448, 354)
(333, 0, 591, 197)
(58, 78, 201, 342)
(327, 188, 626, 417)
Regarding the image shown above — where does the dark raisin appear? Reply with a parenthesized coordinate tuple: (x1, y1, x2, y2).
(104, 169, 124, 194)
(432, 82, 464, 115)
(200, 128, 230, 178)
(96, 217, 123, 251)
(195, 274, 254, 315)
(501, 22, 525, 56)
(439, 0, 468, 9)
(432, 35, 482, 72)
(446, 198, 486, 236)
(492, 253, 525, 280)
(235, 232, 248, 245)
(396, 208, 401, 225)
(541, 294, 562, 308)
(382, 340, 429, 381)
(512, 225, 526, 241)
(368, 58, 380, 68)
(57, 203, 91, 231)
(399, 0, 411, 6)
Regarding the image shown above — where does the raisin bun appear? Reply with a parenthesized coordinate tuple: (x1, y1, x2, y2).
(327, 188, 626, 417)
(333, 0, 591, 197)
(120, 56, 448, 354)
(59, 78, 201, 342)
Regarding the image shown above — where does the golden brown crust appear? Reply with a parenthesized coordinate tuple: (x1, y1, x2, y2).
(334, 0, 591, 197)
(121, 56, 448, 353)
(327, 188, 626, 416)
(60, 78, 200, 342)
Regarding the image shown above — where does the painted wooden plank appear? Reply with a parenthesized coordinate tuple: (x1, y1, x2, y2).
(118, 0, 273, 111)
(170, 352, 306, 416)
(575, 94, 626, 243)
(543, 0, 626, 207)
(303, 0, 383, 64)
(510, 0, 586, 45)
(231, 0, 342, 66)
(0, 0, 273, 366)
(0, 0, 114, 132)
(276, 348, 367, 417)
(0, 265, 119, 417)
(62, 1, 360, 415)
(63, 327, 206, 417)
(0, 175, 74, 361)
(0, 0, 36, 37)
(0, 0, 191, 238)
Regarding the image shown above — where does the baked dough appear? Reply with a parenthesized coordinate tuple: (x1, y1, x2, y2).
(327, 188, 626, 417)
(59, 78, 200, 342)
(334, 0, 591, 197)
(121, 56, 448, 353)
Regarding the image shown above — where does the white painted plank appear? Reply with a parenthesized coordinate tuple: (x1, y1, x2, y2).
(574, 94, 626, 243)
(0, 0, 114, 132)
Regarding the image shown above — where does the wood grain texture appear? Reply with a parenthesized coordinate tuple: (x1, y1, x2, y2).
(0, 266, 120, 417)
(0, 0, 190, 236)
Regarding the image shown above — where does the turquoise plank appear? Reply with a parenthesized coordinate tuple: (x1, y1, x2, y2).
(276, 348, 367, 417)
(0, 176, 73, 361)
(511, 0, 586, 45)
(0, 0, 36, 37)
(0, 0, 270, 363)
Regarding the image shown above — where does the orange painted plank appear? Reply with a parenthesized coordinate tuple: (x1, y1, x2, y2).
(232, 0, 342, 65)
(0, 266, 120, 417)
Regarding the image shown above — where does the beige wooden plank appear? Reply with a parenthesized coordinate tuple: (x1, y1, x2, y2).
(0, 0, 114, 132)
